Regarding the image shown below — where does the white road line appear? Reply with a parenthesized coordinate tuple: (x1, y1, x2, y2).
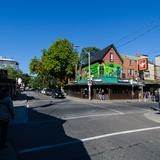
(106, 108, 124, 114)
(81, 126, 160, 142)
(83, 102, 124, 114)
(18, 126, 160, 154)
(63, 112, 124, 120)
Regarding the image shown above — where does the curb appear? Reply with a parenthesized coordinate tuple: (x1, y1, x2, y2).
(66, 96, 156, 104)
(144, 111, 160, 123)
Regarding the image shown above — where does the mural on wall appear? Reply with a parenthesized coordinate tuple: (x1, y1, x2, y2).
(81, 63, 122, 79)
(101, 63, 122, 78)
(81, 63, 99, 79)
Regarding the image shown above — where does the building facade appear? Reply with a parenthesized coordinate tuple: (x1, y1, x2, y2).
(0, 56, 19, 69)
(155, 55, 160, 81)
(121, 55, 139, 80)
(66, 44, 160, 100)
(81, 44, 123, 81)
(67, 44, 140, 99)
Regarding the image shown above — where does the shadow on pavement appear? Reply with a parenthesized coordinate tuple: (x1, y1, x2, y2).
(9, 108, 91, 160)
(31, 99, 71, 109)
(14, 93, 36, 101)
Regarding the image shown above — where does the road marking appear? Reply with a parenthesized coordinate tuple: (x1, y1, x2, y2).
(83, 102, 124, 114)
(18, 126, 160, 154)
(63, 112, 124, 120)
(81, 126, 160, 142)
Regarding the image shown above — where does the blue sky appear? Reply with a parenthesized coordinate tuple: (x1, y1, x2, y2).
(0, 0, 160, 73)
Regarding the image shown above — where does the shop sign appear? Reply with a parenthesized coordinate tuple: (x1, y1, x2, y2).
(138, 58, 148, 71)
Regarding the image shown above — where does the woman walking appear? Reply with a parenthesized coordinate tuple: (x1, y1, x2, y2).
(0, 85, 15, 149)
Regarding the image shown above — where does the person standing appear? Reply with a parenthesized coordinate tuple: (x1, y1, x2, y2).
(0, 85, 15, 148)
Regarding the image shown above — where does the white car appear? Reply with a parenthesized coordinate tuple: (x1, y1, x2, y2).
(41, 88, 47, 94)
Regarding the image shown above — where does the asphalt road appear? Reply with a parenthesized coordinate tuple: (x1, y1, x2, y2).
(9, 91, 160, 160)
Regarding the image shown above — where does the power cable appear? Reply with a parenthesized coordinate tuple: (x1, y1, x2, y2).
(117, 24, 160, 48)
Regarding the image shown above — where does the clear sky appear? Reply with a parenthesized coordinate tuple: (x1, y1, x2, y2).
(0, 0, 160, 73)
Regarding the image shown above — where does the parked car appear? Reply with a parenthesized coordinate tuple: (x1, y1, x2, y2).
(52, 89, 65, 98)
(45, 89, 53, 96)
(41, 88, 47, 94)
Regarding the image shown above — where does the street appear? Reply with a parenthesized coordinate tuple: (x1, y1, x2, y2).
(9, 91, 160, 160)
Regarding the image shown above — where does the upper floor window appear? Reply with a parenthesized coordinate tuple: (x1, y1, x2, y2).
(128, 69, 134, 76)
(129, 60, 132, 65)
(99, 65, 104, 77)
(110, 52, 113, 62)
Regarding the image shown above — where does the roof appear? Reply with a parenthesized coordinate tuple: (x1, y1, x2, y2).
(75, 77, 139, 86)
(82, 44, 123, 67)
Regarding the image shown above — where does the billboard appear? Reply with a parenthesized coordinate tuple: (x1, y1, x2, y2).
(138, 58, 148, 71)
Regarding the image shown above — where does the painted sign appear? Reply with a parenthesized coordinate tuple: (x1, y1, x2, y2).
(138, 58, 148, 71)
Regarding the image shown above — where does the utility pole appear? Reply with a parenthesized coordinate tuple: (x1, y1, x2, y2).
(88, 52, 91, 100)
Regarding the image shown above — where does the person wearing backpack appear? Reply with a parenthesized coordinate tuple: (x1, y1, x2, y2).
(0, 85, 15, 149)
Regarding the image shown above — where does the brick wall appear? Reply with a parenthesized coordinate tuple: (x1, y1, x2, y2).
(103, 48, 122, 65)
(122, 57, 138, 79)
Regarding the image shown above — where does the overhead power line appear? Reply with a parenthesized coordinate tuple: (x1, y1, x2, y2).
(117, 24, 160, 48)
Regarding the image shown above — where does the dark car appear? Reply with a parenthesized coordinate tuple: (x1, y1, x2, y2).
(45, 89, 53, 96)
(52, 89, 65, 98)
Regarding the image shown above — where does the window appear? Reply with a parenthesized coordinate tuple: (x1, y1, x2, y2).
(129, 60, 132, 65)
(127, 69, 134, 76)
(144, 71, 150, 78)
(122, 73, 126, 78)
(110, 52, 113, 62)
(99, 65, 104, 77)
(134, 70, 137, 75)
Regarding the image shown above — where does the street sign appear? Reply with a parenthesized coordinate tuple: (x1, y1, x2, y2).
(88, 80, 92, 86)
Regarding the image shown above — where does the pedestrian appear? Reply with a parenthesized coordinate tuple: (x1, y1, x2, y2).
(98, 89, 102, 101)
(101, 89, 105, 101)
(0, 85, 15, 149)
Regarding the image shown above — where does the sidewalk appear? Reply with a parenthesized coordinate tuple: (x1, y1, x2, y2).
(66, 95, 156, 104)
(144, 111, 160, 123)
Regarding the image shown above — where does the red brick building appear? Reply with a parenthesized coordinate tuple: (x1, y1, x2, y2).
(121, 55, 139, 80)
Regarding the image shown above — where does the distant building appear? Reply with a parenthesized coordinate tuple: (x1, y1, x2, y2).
(155, 55, 160, 80)
(144, 62, 155, 81)
(121, 54, 139, 80)
(0, 56, 19, 69)
(138, 55, 155, 81)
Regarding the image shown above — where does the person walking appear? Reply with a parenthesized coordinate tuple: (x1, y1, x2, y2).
(0, 85, 15, 149)
(98, 89, 102, 101)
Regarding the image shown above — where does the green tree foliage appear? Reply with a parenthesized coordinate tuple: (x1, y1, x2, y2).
(29, 57, 42, 75)
(29, 39, 78, 88)
(4, 66, 21, 79)
(42, 39, 78, 87)
(20, 73, 31, 87)
(80, 47, 100, 65)
(2, 66, 31, 87)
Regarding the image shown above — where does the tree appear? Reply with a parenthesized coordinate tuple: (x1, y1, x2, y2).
(20, 73, 31, 87)
(41, 39, 78, 87)
(29, 39, 78, 88)
(29, 57, 42, 75)
(80, 47, 100, 65)
(4, 66, 21, 79)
